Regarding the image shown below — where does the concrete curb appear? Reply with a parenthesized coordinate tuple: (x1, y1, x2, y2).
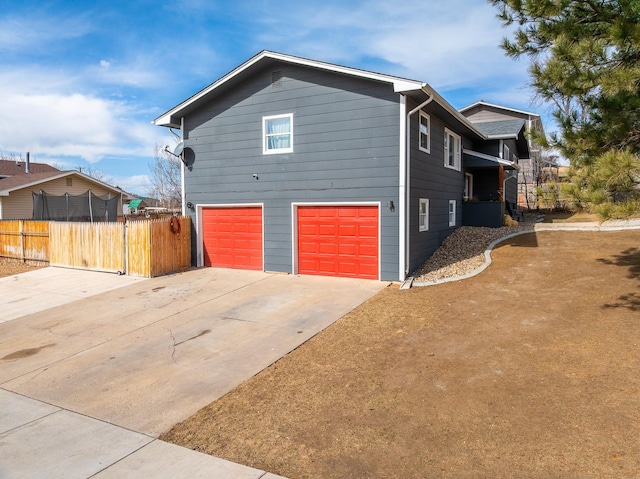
(410, 219, 640, 288)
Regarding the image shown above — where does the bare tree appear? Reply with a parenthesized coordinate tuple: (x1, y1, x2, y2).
(147, 145, 182, 209)
(0, 152, 22, 163)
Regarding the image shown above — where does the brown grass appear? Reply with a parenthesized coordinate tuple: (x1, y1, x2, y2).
(162, 231, 640, 479)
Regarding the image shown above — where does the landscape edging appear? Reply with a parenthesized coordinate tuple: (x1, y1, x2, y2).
(410, 221, 640, 288)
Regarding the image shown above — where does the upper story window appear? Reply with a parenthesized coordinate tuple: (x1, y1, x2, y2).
(419, 111, 430, 153)
(419, 198, 429, 232)
(503, 144, 511, 162)
(263, 113, 293, 154)
(444, 128, 461, 171)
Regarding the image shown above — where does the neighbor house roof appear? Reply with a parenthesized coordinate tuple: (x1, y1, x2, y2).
(0, 170, 128, 197)
(0, 159, 59, 177)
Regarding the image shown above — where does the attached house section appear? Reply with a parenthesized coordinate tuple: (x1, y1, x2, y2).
(154, 51, 539, 281)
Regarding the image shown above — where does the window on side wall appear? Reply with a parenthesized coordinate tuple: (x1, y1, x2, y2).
(419, 111, 430, 153)
(444, 128, 461, 171)
(419, 198, 429, 232)
(448, 200, 457, 227)
(263, 113, 293, 154)
(464, 173, 473, 200)
(503, 144, 510, 162)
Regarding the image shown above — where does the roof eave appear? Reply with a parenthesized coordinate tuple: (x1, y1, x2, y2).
(460, 100, 540, 118)
(463, 148, 520, 169)
(0, 171, 124, 195)
(418, 84, 488, 140)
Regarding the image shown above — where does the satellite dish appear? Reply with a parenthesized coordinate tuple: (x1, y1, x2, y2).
(173, 141, 184, 157)
(182, 147, 195, 170)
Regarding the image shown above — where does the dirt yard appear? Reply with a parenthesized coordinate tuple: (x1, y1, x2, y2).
(0, 259, 45, 278)
(163, 230, 639, 478)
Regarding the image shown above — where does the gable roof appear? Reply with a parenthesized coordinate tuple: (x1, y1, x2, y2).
(153, 50, 425, 129)
(0, 170, 126, 197)
(459, 100, 540, 118)
(152, 50, 489, 140)
(472, 119, 526, 139)
(0, 159, 59, 177)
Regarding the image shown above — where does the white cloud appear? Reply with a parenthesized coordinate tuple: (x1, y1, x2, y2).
(111, 174, 151, 194)
(247, 0, 532, 106)
(0, 12, 93, 52)
(0, 78, 162, 164)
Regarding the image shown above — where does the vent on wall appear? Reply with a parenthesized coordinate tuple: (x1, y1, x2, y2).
(272, 71, 283, 88)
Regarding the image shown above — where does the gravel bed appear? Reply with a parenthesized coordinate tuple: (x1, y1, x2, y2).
(412, 216, 537, 283)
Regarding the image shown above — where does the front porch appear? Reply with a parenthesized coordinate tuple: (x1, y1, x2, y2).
(463, 150, 519, 228)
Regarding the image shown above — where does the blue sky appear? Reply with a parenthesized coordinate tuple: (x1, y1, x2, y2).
(0, 0, 547, 196)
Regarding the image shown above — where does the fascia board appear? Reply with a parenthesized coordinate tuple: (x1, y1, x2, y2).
(485, 133, 520, 140)
(463, 148, 519, 169)
(0, 171, 123, 196)
(460, 100, 540, 118)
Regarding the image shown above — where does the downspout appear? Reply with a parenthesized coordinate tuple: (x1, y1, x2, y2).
(400, 88, 433, 280)
(180, 117, 186, 216)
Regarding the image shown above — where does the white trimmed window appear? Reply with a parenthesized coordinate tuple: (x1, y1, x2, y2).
(263, 113, 293, 154)
(419, 198, 429, 232)
(503, 144, 510, 162)
(419, 111, 430, 153)
(448, 200, 457, 227)
(444, 128, 461, 171)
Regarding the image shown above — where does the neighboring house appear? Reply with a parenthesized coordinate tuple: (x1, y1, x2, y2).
(125, 198, 148, 214)
(0, 170, 127, 221)
(0, 158, 59, 179)
(459, 101, 546, 210)
(153, 51, 538, 281)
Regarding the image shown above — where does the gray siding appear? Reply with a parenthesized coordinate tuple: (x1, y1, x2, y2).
(407, 102, 467, 274)
(183, 63, 402, 280)
(505, 174, 518, 205)
(463, 105, 530, 123)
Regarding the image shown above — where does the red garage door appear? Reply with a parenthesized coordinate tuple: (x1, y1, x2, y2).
(202, 207, 263, 270)
(297, 205, 379, 280)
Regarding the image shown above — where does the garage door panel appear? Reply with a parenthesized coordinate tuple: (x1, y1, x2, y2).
(297, 205, 379, 280)
(203, 207, 263, 270)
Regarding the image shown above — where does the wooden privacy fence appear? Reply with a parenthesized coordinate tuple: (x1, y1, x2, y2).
(1, 217, 191, 277)
(50, 221, 126, 273)
(0, 220, 49, 264)
(126, 217, 191, 277)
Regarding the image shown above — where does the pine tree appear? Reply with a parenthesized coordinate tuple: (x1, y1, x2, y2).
(489, 0, 640, 217)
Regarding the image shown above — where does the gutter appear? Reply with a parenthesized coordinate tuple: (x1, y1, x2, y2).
(400, 86, 433, 280)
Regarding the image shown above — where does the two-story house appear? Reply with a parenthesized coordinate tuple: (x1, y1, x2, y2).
(154, 51, 535, 281)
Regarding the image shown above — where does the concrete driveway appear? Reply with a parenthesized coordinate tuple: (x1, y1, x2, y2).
(0, 266, 387, 478)
(0, 267, 387, 436)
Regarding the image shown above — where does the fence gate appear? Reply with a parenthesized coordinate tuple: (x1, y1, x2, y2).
(49, 222, 126, 274)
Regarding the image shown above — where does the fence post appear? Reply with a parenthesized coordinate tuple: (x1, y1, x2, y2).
(20, 220, 25, 263)
(124, 221, 128, 275)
